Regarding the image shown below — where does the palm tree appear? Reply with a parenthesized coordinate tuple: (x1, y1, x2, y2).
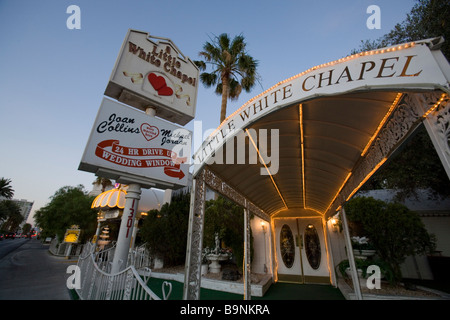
(1, 200, 23, 232)
(0, 178, 14, 199)
(195, 33, 260, 123)
(93, 177, 113, 192)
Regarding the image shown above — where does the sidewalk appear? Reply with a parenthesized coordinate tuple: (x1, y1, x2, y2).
(0, 239, 75, 300)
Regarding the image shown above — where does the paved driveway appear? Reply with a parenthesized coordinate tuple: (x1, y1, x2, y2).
(0, 239, 75, 300)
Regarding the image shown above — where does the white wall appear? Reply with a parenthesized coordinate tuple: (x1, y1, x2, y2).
(251, 216, 271, 275)
(326, 218, 348, 272)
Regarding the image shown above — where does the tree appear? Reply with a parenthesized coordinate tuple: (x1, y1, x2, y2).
(22, 223, 32, 235)
(0, 178, 22, 232)
(34, 185, 97, 242)
(0, 200, 23, 232)
(0, 177, 14, 199)
(93, 177, 113, 192)
(140, 192, 190, 267)
(344, 197, 436, 284)
(354, 0, 449, 59)
(354, 0, 450, 199)
(195, 33, 260, 123)
(203, 196, 253, 268)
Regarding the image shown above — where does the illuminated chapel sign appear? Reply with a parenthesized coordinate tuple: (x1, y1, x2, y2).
(105, 29, 199, 126)
(80, 30, 195, 189)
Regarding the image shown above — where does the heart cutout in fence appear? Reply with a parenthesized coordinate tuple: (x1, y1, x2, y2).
(142, 268, 152, 285)
(162, 281, 172, 300)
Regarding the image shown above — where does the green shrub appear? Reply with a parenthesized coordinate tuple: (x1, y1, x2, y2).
(344, 197, 436, 284)
(140, 192, 190, 267)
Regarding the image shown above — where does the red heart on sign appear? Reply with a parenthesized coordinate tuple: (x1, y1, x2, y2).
(157, 86, 173, 96)
(148, 73, 166, 91)
(140, 123, 159, 141)
(148, 73, 173, 96)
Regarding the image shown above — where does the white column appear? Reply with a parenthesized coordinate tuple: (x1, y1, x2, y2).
(243, 203, 251, 300)
(340, 207, 362, 300)
(183, 177, 206, 300)
(130, 217, 139, 251)
(414, 93, 450, 179)
(323, 218, 337, 287)
(262, 221, 268, 273)
(111, 183, 141, 274)
(269, 221, 275, 280)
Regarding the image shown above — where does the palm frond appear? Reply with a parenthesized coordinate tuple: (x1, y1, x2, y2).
(200, 72, 218, 88)
(194, 60, 207, 71)
(217, 33, 231, 51)
(230, 34, 245, 56)
(228, 79, 242, 100)
(196, 33, 260, 122)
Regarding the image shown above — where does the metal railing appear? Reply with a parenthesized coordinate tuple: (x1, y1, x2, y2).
(48, 238, 83, 257)
(49, 238, 152, 269)
(129, 243, 152, 270)
(75, 242, 170, 300)
(93, 244, 116, 273)
(84, 242, 152, 272)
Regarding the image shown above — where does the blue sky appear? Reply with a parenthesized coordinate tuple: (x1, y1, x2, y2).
(0, 0, 417, 224)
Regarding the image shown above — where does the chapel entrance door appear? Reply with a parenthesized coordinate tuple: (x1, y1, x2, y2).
(275, 218, 330, 284)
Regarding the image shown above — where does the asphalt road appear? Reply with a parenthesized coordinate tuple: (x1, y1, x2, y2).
(0, 238, 75, 300)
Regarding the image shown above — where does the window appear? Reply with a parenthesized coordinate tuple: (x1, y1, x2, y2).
(305, 224, 321, 270)
(280, 224, 295, 268)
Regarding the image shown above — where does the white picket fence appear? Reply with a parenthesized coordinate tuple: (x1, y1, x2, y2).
(74, 242, 171, 300)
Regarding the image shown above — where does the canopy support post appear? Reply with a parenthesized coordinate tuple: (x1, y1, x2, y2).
(243, 201, 251, 300)
(419, 94, 450, 179)
(340, 207, 363, 300)
(183, 173, 206, 300)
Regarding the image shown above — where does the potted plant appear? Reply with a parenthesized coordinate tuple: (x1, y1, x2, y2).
(338, 258, 370, 279)
(351, 236, 376, 259)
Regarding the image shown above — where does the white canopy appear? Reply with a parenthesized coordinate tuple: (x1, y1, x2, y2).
(193, 38, 450, 219)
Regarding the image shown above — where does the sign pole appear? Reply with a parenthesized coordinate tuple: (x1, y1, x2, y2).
(111, 183, 141, 274)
